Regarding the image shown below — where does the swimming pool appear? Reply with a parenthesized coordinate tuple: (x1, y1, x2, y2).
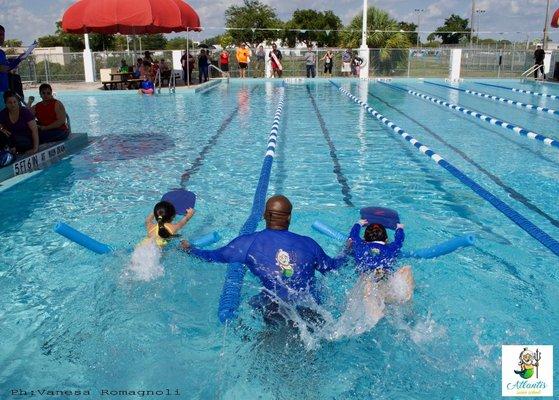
(1, 79, 558, 399)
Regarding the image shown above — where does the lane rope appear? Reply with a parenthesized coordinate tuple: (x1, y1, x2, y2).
(330, 80, 559, 258)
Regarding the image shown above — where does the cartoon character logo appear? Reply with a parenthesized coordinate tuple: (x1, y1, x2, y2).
(276, 249, 294, 278)
(514, 347, 541, 379)
(370, 248, 380, 256)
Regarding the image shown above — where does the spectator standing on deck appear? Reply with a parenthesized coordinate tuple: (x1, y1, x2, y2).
(534, 44, 546, 80)
(269, 43, 283, 78)
(236, 43, 250, 78)
(254, 45, 266, 78)
(219, 49, 230, 78)
(304, 46, 316, 78)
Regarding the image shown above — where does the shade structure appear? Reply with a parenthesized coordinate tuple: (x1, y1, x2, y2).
(62, 0, 201, 34)
(552, 7, 559, 28)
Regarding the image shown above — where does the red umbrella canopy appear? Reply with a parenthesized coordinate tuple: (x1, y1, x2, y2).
(552, 7, 559, 28)
(62, 0, 201, 34)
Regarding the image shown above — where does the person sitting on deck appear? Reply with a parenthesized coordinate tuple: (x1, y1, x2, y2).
(159, 59, 171, 84)
(28, 84, 69, 143)
(132, 58, 143, 78)
(118, 59, 129, 73)
(0, 90, 38, 155)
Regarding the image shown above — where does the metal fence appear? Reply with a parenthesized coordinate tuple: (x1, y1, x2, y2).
(10, 47, 557, 83)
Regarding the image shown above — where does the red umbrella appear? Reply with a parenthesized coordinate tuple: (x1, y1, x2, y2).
(62, 0, 201, 34)
(552, 7, 559, 28)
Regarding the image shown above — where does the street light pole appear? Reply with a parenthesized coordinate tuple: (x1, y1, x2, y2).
(476, 9, 486, 45)
(414, 9, 425, 47)
(470, 0, 476, 47)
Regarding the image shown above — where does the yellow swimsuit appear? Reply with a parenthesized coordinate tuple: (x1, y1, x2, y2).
(144, 224, 170, 247)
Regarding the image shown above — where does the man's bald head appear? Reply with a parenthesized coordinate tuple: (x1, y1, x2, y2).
(264, 195, 292, 230)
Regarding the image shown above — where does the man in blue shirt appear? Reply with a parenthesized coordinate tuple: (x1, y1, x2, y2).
(0, 25, 25, 109)
(181, 195, 348, 323)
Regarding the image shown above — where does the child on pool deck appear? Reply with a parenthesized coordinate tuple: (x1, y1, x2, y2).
(343, 220, 414, 332)
(145, 201, 195, 247)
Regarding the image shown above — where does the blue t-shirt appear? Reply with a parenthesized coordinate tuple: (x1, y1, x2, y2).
(0, 50, 20, 92)
(190, 228, 347, 302)
(349, 224, 404, 274)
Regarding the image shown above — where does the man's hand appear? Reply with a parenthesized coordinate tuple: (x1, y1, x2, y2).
(396, 223, 404, 229)
(180, 240, 191, 251)
(358, 219, 368, 226)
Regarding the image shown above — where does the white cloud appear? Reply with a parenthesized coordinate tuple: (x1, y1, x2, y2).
(2, 0, 558, 44)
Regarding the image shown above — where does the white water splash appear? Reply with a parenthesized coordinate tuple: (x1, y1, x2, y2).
(122, 238, 164, 282)
(266, 267, 416, 350)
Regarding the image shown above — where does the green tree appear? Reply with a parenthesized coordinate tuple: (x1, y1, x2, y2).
(37, 21, 120, 51)
(428, 14, 470, 44)
(38, 35, 64, 48)
(165, 37, 195, 50)
(340, 7, 412, 75)
(283, 9, 342, 47)
(135, 34, 167, 50)
(340, 7, 411, 49)
(225, 0, 282, 46)
(4, 39, 23, 47)
(398, 22, 418, 46)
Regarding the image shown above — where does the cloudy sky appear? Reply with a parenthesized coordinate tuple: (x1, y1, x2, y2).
(0, 0, 557, 44)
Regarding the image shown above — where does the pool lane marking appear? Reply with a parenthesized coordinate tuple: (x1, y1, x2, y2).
(474, 82, 559, 101)
(381, 82, 559, 150)
(306, 85, 354, 207)
(180, 86, 259, 186)
(370, 86, 559, 229)
(330, 80, 559, 258)
(425, 81, 559, 117)
(218, 88, 286, 324)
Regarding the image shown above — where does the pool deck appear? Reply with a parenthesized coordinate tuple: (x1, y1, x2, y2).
(0, 132, 89, 191)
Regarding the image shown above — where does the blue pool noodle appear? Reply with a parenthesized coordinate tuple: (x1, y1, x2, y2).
(190, 231, 221, 247)
(312, 220, 475, 259)
(400, 235, 475, 258)
(312, 220, 348, 242)
(55, 222, 220, 254)
(54, 222, 112, 254)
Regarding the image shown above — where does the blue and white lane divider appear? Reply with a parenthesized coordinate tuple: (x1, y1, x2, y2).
(218, 88, 286, 324)
(311, 221, 475, 259)
(424, 81, 559, 116)
(381, 82, 559, 149)
(330, 81, 559, 258)
(475, 82, 559, 101)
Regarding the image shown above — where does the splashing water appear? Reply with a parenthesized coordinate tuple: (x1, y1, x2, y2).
(122, 238, 164, 282)
(259, 267, 416, 350)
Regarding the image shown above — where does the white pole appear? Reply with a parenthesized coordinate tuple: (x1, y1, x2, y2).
(543, 0, 551, 50)
(186, 29, 190, 86)
(359, 0, 370, 79)
(83, 33, 95, 82)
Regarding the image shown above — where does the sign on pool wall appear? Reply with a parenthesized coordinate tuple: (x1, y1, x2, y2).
(13, 143, 67, 176)
(502, 345, 553, 397)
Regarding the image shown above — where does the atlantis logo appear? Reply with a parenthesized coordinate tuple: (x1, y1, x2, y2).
(502, 345, 553, 397)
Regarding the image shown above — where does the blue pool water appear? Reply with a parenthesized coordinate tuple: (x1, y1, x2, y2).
(1, 79, 558, 399)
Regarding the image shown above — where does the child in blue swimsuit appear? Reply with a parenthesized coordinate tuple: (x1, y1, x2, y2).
(338, 220, 413, 334)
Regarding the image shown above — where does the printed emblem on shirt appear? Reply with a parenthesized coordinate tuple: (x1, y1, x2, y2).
(276, 249, 294, 278)
(370, 248, 380, 256)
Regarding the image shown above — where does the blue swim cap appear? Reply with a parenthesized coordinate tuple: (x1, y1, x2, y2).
(0, 150, 14, 167)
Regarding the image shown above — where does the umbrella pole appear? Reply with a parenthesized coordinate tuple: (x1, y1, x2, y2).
(187, 29, 190, 87)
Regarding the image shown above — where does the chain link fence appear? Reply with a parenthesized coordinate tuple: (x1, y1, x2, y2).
(9, 47, 557, 83)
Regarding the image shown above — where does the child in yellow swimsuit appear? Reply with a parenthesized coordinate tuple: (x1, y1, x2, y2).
(145, 201, 195, 247)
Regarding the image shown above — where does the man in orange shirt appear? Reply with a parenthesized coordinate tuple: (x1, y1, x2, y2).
(236, 43, 251, 78)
